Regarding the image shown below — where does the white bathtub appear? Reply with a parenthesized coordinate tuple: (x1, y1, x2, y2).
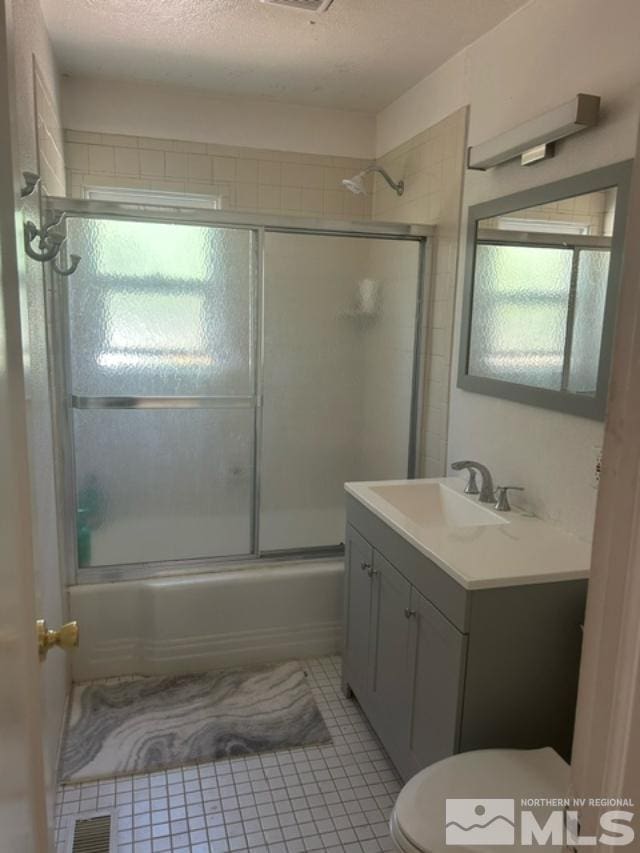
(68, 559, 344, 681)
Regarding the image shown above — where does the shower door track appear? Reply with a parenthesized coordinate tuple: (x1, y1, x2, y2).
(44, 196, 433, 585)
(45, 196, 433, 239)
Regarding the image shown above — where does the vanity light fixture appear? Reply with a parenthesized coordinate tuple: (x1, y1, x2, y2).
(467, 93, 601, 171)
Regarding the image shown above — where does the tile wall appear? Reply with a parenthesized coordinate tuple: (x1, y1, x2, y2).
(372, 108, 468, 477)
(64, 130, 372, 220)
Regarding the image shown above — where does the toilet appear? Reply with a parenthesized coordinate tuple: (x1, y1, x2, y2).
(390, 747, 571, 852)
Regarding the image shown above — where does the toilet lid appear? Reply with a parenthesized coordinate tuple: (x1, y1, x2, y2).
(393, 748, 570, 853)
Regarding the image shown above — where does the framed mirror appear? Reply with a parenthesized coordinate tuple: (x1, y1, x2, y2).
(458, 161, 633, 420)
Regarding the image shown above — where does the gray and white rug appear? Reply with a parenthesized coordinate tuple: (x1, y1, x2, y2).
(60, 661, 331, 783)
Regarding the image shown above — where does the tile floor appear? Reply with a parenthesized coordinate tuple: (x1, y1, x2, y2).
(55, 656, 402, 852)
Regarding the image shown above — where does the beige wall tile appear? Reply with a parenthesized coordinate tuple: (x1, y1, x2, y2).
(88, 144, 115, 173)
(137, 136, 173, 151)
(323, 190, 345, 217)
(236, 158, 258, 183)
(281, 162, 305, 187)
(281, 185, 302, 211)
(105, 133, 138, 149)
(65, 129, 102, 144)
(187, 153, 212, 181)
(302, 165, 324, 189)
(165, 152, 187, 178)
(258, 184, 282, 210)
(114, 146, 140, 176)
(236, 183, 258, 210)
(301, 187, 323, 213)
(213, 157, 236, 182)
(67, 142, 89, 172)
(259, 161, 282, 185)
(139, 148, 165, 176)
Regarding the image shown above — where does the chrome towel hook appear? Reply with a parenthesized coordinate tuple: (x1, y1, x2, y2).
(20, 171, 41, 198)
(53, 253, 81, 277)
(23, 220, 65, 262)
(23, 204, 82, 274)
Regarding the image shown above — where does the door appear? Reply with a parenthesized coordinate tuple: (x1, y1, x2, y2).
(260, 232, 422, 552)
(0, 0, 48, 848)
(406, 588, 467, 773)
(343, 525, 374, 701)
(368, 549, 412, 764)
(59, 216, 257, 575)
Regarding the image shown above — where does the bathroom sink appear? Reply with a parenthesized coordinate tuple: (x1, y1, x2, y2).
(369, 481, 507, 529)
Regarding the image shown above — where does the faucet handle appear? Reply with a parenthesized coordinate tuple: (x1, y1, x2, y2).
(494, 486, 524, 512)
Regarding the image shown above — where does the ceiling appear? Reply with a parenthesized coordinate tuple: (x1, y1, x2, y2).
(41, 0, 529, 113)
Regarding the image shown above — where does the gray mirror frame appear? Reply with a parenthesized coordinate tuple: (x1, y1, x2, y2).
(458, 160, 633, 420)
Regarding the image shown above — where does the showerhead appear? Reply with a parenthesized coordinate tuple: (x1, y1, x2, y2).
(341, 165, 404, 197)
(341, 173, 367, 195)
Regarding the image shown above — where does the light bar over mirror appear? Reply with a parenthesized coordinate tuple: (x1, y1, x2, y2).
(458, 160, 633, 420)
(468, 94, 601, 171)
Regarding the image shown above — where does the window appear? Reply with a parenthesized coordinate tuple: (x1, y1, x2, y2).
(84, 186, 221, 209)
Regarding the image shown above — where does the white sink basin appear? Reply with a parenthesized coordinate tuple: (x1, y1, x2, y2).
(369, 481, 507, 529)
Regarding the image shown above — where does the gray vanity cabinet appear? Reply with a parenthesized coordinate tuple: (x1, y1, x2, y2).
(406, 588, 467, 775)
(342, 497, 587, 781)
(344, 527, 373, 701)
(367, 551, 412, 762)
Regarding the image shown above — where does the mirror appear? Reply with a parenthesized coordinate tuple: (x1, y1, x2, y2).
(458, 161, 633, 420)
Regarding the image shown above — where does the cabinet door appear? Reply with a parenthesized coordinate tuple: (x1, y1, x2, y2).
(407, 588, 467, 772)
(368, 549, 412, 763)
(342, 525, 374, 701)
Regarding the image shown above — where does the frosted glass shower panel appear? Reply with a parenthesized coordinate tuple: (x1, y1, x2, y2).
(260, 233, 420, 552)
(66, 218, 254, 396)
(73, 408, 253, 567)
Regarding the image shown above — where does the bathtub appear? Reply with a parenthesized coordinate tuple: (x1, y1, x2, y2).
(68, 559, 344, 681)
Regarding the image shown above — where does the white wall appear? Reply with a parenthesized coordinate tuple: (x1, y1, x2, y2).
(62, 76, 376, 160)
(11, 0, 68, 832)
(376, 0, 640, 541)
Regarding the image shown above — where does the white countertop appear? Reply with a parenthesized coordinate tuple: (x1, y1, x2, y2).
(345, 477, 591, 590)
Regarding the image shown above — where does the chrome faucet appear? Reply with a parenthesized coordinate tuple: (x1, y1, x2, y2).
(451, 460, 495, 503)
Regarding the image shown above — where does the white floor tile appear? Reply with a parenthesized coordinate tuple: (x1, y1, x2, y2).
(55, 656, 401, 852)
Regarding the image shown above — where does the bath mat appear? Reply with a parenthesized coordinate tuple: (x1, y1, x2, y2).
(60, 661, 331, 783)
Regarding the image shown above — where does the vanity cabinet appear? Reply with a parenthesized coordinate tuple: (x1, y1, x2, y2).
(342, 496, 587, 781)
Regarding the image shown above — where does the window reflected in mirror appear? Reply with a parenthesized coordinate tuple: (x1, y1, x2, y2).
(468, 187, 616, 396)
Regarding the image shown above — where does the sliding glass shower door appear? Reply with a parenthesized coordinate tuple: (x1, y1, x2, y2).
(64, 217, 257, 568)
(55, 201, 427, 579)
(260, 232, 421, 552)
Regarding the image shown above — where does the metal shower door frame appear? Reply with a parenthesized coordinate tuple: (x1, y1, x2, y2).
(43, 196, 433, 585)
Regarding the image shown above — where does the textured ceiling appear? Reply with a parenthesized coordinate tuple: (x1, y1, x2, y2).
(41, 0, 529, 112)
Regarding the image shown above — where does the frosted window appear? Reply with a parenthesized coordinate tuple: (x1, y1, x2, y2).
(74, 409, 253, 567)
(66, 218, 254, 396)
(468, 244, 573, 390)
(568, 250, 610, 394)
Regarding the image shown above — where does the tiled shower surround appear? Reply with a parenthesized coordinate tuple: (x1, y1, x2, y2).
(55, 657, 402, 853)
(63, 108, 468, 485)
(64, 129, 372, 220)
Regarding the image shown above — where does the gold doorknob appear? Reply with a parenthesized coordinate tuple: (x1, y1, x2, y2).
(36, 619, 79, 660)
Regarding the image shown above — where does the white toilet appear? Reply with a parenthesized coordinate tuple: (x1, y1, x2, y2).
(390, 747, 570, 852)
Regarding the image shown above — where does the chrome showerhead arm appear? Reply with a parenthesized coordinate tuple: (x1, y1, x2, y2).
(363, 165, 405, 196)
(341, 164, 405, 197)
